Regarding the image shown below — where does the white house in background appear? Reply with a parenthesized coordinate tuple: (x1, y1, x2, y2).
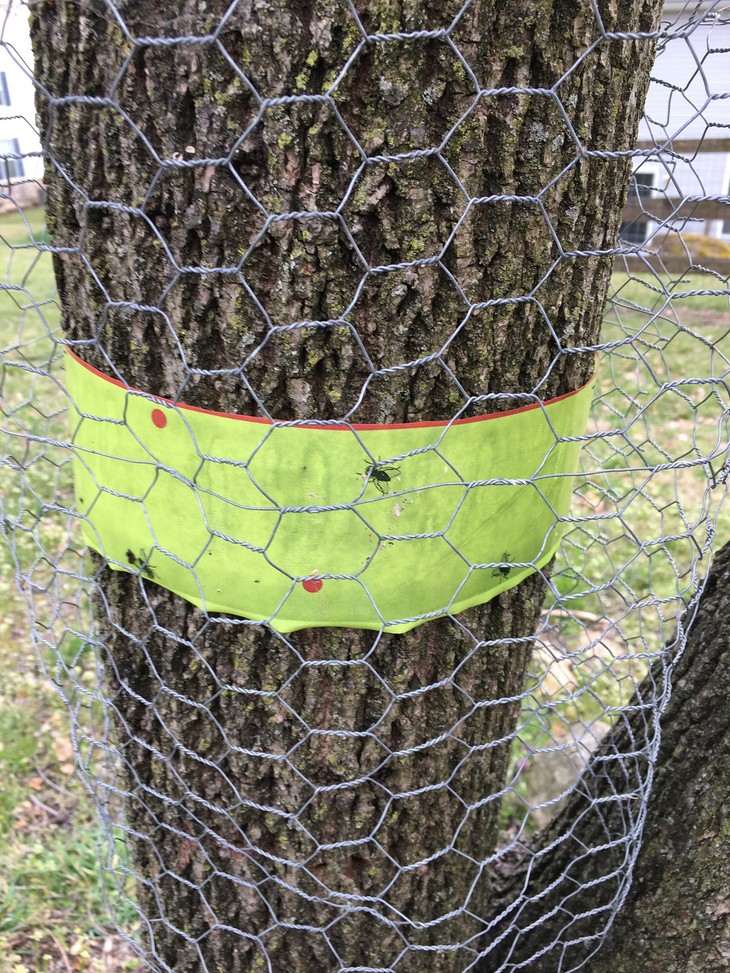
(0, 0, 43, 201)
(623, 0, 730, 244)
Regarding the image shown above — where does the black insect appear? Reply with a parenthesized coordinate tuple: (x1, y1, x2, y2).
(363, 461, 401, 495)
(492, 552, 512, 579)
(126, 547, 157, 580)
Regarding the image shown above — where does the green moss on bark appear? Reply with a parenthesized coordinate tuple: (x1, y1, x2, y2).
(30, 1, 663, 969)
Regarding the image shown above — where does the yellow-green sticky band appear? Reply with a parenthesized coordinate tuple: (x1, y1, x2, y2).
(65, 349, 594, 633)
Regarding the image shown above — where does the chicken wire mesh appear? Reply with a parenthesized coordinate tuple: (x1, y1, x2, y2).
(1, 0, 729, 971)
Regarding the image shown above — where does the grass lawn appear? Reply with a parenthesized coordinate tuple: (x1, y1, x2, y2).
(1, 206, 728, 966)
(1, 207, 140, 972)
(502, 266, 730, 831)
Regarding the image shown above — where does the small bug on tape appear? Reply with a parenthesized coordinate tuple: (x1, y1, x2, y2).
(492, 552, 512, 579)
(126, 547, 157, 580)
(363, 460, 401, 495)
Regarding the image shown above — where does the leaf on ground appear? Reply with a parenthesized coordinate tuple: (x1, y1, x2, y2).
(53, 735, 74, 763)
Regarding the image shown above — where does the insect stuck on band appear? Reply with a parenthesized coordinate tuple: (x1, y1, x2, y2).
(492, 552, 512, 579)
(363, 461, 401, 495)
(126, 547, 157, 580)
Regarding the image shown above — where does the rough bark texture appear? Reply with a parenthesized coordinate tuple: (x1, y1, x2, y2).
(30, 2, 663, 970)
(476, 542, 730, 973)
(586, 541, 730, 973)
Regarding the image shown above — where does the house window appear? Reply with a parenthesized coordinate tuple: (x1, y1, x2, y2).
(0, 138, 24, 181)
(620, 171, 656, 245)
(0, 72, 9, 106)
(723, 175, 730, 237)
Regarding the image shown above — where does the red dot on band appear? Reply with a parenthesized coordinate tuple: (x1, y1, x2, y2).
(151, 408, 167, 429)
(302, 578, 323, 593)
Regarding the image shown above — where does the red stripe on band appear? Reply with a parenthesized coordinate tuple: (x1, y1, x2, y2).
(65, 347, 593, 430)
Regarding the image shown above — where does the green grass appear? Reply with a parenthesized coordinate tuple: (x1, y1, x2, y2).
(0, 207, 141, 972)
(563, 270, 730, 619)
(500, 268, 730, 835)
(0, 622, 141, 971)
(1, 206, 729, 948)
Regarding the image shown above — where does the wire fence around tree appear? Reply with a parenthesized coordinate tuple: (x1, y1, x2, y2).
(1, 0, 729, 971)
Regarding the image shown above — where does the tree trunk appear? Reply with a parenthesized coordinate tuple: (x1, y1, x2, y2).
(476, 541, 730, 973)
(30, 2, 662, 970)
(586, 541, 730, 973)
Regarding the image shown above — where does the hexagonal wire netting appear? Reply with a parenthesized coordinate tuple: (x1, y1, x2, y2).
(1, 0, 729, 970)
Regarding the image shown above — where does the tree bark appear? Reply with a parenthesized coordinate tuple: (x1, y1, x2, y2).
(476, 541, 730, 973)
(30, 2, 663, 970)
(586, 541, 730, 973)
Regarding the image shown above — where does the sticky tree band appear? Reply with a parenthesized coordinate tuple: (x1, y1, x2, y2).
(66, 349, 594, 633)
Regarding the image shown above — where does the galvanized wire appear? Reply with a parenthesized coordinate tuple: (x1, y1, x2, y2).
(1, 0, 729, 970)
